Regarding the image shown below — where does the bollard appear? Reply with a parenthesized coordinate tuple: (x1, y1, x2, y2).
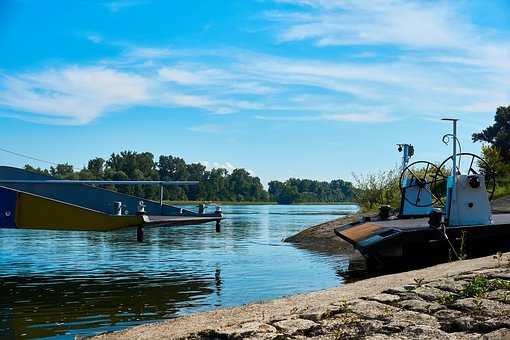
(113, 201, 123, 216)
(379, 205, 392, 220)
(137, 226, 144, 242)
(428, 208, 443, 229)
(215, 220, 221, 233)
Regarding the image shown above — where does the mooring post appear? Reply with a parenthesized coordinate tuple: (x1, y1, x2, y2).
(159, 183, 163, 214)
(215, 206, 222, 232)
(137, 225, 144, 242)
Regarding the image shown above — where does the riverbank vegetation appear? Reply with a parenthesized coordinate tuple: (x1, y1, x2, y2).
(24, 153, 355, 204)
(351, 168, 400, 210)
(268, 178, 355, 204)
(473, 106, 510, 200)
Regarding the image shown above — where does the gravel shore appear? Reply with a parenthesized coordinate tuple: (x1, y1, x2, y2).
(92, 252, 510, 340)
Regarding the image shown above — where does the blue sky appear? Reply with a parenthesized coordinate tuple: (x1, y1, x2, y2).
(1, 0, 509, 185)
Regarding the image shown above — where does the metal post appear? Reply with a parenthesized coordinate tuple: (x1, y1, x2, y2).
(442, 118, 459, 226)
(159, 184, 163, 214)
(402, 144, 409, 170)
(452, 120, 457, 180)
(137, 225, 144, 242)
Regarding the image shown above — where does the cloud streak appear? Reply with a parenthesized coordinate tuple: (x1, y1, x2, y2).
(1, 0, 509, 125)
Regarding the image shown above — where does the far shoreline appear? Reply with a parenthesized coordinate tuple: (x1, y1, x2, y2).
(165, 200, 359, 206)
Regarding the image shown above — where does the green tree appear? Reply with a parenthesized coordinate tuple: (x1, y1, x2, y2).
(473, 106, 510, 162)
(352, 169, 400, 210)
(50, 163, 74, 178)
(24, 164, 50, 175)
(87, 158, 105, 178)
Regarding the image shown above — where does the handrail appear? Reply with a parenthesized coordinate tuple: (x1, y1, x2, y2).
(0, 180, 198, 186)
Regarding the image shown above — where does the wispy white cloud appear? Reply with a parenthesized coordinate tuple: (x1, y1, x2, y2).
(126, 47, 174, 59)
(199, 160, 255, 175)
(256, 111, 393, 123)
(0, 67, 150, 124)
(188, 123, 223, 133)
(85, 33, 103, 44)
(2, 0, 509, 125)
(270, 0, 472, 49)
(105, 0, 147, 13)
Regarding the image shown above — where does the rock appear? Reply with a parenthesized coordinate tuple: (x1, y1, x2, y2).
(365, 334, 405, 340)
(299, 305, 334, 321)
(273, 318, 318, 335)
(244, 333, 285, 340)
(380, 320, 408, 333)
(414, 286, 453, 302)
(434, 309, 463, 322)
(400, 325, 451, 339)
(349, 300, 400, 320)
(470, 317, 510, 333)
(199, 321, 279, 339)
(451, 298, 510, 316)
(366, 293, 401, 303)
(397, 299, 444, 314)
(472, 268, 505, 277)
(448, 332, 481, 340)
(315, 316, 362, 339)
(484, 289, 510, 303)
(387, 310, 440, 329)
(427, 278, 467, 294)
(442, 316, 476, 332)
(384, 287, 419, 300)
(490, 273, 510, 280)
(478, 328, 510, 340)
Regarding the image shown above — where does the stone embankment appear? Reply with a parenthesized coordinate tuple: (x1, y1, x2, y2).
(93, 253, 510, 340)
(283, 213, 370, 253)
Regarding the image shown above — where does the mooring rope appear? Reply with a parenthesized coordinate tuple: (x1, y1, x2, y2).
(0, 147, 60, 166)
(440, 222, 462, 261)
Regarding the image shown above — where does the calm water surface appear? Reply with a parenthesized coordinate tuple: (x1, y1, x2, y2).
(0, 204, 358, 339)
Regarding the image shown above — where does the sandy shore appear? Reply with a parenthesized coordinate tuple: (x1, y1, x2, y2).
(92, 252, 510, 339)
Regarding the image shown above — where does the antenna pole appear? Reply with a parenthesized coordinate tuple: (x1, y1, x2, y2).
(402, 145, 409, 170)
(442, 118, 459, 225)
(452, 120, 457, 179)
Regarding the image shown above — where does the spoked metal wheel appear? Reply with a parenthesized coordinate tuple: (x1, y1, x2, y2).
(399, 161, 445, 207)
(436, 152, 496, 201)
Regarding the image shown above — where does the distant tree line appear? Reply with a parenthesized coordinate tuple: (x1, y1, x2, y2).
(24, 151, 355, 203)
(268, 178, 355, 204)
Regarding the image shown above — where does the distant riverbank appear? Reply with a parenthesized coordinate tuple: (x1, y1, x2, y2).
(165, 200, 357, 206)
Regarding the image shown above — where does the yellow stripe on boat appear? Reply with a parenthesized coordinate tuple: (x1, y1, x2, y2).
(15, 191, 144, 231)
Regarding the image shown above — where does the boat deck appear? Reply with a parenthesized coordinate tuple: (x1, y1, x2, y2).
(144, 215, 221, 227)
(351, 213, 510, 232)
(334, 212, 510, 269)
(335, 213, 510, 252)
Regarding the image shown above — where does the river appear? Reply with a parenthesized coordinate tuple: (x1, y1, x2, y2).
(0, 204, 358, 339)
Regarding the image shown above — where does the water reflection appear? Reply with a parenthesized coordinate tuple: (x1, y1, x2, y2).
(0, 204, 358, 338)
(1, 273, 214, 339)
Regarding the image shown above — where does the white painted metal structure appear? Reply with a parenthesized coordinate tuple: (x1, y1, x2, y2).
(441, 119, 492, 226)
(446, 175, 492, 226)
(399, 144, 434, 217)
